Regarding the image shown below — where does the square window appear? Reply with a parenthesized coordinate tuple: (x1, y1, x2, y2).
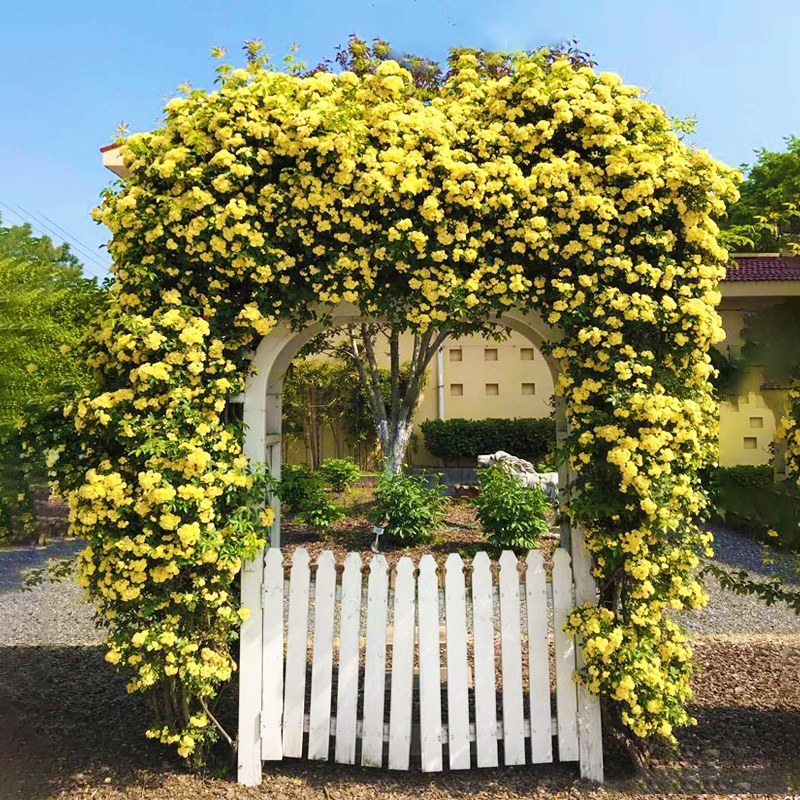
(743, 436, 758, 450)
(484, 348, 498, 361)
(449, 348, 462, 362)
(522, 383, 536, 395)
(485, 383, 499, 396)
(520, 348, 534, 361)
(450, 383, 463, 396)
(750, 416, 764, 429)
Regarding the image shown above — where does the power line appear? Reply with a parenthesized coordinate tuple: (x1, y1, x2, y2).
(0, 200, 109, 278)
(15, 203, 111, 274)
(21, 205, 112, 274)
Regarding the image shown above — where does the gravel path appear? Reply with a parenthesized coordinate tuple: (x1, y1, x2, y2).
(0, 526, 798, 647)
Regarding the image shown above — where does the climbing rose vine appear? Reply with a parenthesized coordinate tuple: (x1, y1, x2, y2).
(45, 43, 737, 760)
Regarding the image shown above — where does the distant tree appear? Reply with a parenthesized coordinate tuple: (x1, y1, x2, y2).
(0, 217, 103, 539)
(724, 136, 800, 253)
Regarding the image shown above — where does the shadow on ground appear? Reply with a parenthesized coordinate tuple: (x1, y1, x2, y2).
(0, 638, 799, 798)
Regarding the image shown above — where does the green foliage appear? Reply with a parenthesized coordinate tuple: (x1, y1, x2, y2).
(724, 135, 800, 252)
(739, 297, 800, 386)
(704, 562, 800, 614)
(0, 219, 104, 540)
(275, 464, 317, 512)
(369, 470, 446, 545)
(282, 357, 374, 468)
(473, 465, 550, 550)
(421, 417, 555, 463)
(318, 457, 361, 491)
(716, 464, 773, 489)
(275, 464, 344, 530)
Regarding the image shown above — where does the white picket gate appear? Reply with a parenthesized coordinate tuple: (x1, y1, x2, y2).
(255, 546, 601, 775)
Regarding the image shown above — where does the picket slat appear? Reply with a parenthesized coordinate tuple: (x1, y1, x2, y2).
(282, 548, 311, 758)
(261, 548, 285, 761)
(471, 552, 498, 768)
(552, 548, 579, 761)
(417, 555, 443, 772)
(498, 551, 526, 766)
(258, 546, 591, 777)
(444, 553, 471, 770)
(388, 558, 416, 770)
(525, 550, 553, 763)
(361, 554, 389, 768)
(308, 551, 336, 760)
(334, 552, 362, 764)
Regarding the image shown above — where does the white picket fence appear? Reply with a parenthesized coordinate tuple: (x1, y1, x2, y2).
(258, 546, 600, 773)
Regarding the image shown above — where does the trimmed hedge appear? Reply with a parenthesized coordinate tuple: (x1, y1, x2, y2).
(420, 417, 555, 464)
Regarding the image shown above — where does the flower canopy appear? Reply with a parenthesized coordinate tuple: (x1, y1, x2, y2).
(49, 47, 737, 758)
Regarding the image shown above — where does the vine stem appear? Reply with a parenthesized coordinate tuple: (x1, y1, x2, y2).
(198, 695, 234, 748)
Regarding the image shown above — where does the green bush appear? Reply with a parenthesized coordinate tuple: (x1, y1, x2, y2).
(369, 470, 446, 545)
(420, 417, 555, 464)
(473, 465, 550, 550)
(319, 457, 361, 492)
(276, 464, 318, 512)
(717, 464, 773, 489)
(276, 464, 344, 530)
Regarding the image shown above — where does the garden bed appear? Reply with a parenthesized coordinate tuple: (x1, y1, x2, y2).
(278, 486, 560, 571)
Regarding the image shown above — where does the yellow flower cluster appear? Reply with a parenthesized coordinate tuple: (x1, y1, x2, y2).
(71, 47, 738, 758)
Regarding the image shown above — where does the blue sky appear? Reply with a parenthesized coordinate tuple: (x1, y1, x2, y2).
(1, 0, 799, 280)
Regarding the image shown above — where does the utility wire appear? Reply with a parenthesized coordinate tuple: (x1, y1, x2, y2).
(19, 204, 112, 274)
(0, 200, 109, 278)
(15, 203, 111, 274)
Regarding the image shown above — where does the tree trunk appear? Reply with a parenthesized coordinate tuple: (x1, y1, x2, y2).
(342, 324, 449, 478)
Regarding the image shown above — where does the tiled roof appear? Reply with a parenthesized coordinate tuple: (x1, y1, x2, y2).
(726, 255, 800, 282)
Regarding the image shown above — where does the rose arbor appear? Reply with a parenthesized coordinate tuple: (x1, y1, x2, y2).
(66, 46, 735, 785)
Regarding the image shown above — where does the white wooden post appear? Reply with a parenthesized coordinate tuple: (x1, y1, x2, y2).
(571, 526, 604, 782)
(238, 353, 269, 786)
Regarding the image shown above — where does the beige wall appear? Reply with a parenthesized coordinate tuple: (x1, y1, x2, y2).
(285, 282, 799, 471)
(284, 329, 555, 468)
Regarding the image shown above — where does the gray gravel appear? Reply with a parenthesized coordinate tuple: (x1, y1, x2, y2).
(0, 526, 799, 648)
(0, 576, 102, 646)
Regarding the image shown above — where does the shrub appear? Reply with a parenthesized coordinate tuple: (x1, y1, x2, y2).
(276, 464, 318, 512)
(369, 470, 446, 545)
(717, 463, 773, 489)
(276, 464, 344, 530)
(319, 457, 361, 492)
(473, 465, 550, 550)
(420, 417, 555, 464)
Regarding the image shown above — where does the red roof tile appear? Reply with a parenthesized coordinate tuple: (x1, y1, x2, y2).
(727, 256, 800, 282)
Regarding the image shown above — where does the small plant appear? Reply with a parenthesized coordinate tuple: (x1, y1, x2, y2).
(276, 464, 343, 530)
(319, 457, 361, 492)
(370, 470, 446, 545)
(275, 464, 318, 512)
(473, 465, 549, 550)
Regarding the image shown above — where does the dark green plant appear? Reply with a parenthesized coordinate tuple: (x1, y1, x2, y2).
(276, 464, 344, 530)
(369, 470, 446, 545)
(275, 464, 318, 512)
(319, 457, 361, 492)
(421, 417, 555, 464)
(473, 465, 549, 550)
